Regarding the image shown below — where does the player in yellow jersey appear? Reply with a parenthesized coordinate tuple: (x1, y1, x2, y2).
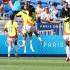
(16, 4, 35, 53)
(4, 15, 19, 57)
(63, 14, 70, 61)
(16, 4, 44, 53)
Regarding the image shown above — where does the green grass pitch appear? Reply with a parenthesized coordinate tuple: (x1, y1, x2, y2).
(0, 57, 70, 70)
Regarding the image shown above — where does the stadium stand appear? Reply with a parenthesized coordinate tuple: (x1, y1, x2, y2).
(0, 0, 70, 35)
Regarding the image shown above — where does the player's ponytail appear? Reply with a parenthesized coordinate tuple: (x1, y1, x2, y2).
(10, 14, 14, 24)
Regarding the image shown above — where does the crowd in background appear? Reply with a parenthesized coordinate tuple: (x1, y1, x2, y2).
(0, 0, 70, 23)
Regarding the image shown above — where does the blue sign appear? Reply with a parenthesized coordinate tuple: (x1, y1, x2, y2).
(37, 22, 64, 35)
(0, 35, 66, 55)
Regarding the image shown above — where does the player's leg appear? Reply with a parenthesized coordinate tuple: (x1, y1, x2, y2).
(7, 37, 12, 57)
(22, 26, 27, 53)
(28, 32, 35, 52)
(34, 30, 44, 45)
(13, 38, 18, 57)
(26, 26, 35, 52)
(64, 35, 70, 61)
(66, 45, 70, 61)
(68, 36, 70, 61)
(22, 33, 27, 53)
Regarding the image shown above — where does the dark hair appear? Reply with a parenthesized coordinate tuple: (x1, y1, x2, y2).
(63, 1, 67, 3)
(63, 1, 68, 6)
(10, 14, 14, 20)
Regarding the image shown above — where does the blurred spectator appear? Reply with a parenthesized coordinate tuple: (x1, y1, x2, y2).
(49, 2, 58, 17)
(9, 0, 22, 16)
(2, 0, 12, 18)
(62, 1, 68, 7)
(65, 0, 70, 6)
(41, 7, 60, 24)
(61, 1, 70, 17)
(61, 0, 65, 5)
(41, 7, 53, 23)
(62, 0, 70, 7)
(48, 0, 53, 8)
(35, 1, 43, 22)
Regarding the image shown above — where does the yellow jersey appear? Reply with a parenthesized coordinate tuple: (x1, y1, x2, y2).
(64, 17, 70, 35)
(16, 10, 34, 26)
(4, 20, 18, 37)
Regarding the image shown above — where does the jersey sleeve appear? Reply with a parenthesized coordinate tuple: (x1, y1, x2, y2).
(16, 11, 22, 16)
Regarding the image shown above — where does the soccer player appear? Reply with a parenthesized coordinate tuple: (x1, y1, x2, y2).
(63, 15, 70, 61)
(16, 4, 35, 53)
(16, 4, 44, 53)
(26, 0, 44, 47)
(4, 15, 19, 57)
